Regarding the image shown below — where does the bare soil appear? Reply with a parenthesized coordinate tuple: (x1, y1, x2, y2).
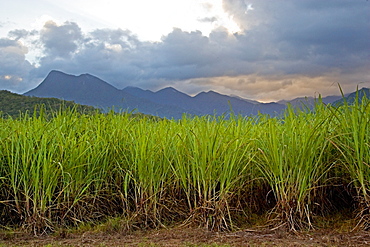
(1, 226, 370, 247)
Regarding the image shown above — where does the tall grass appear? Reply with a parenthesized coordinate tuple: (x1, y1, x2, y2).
(255, 104, 333, 230)
(332, 91, 370, 229)
(119, 117, 175, 227)
(0, 94, 369, 234)
(2, 110, 62, 232)
(171, 115, 255, 230)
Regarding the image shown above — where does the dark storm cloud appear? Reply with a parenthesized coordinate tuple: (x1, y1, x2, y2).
(0, 39, 31, 74)
(34, 23, 244, 87)
(0, 38, 34, 91)
(33, 23, 153, 87)
(40, 21, 82, 58)
(0, 0, 369, 99)
(223, 0, 370, 74)
(156, 29, 215, 68)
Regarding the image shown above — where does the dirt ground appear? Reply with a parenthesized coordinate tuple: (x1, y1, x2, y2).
(1, 226, 370, 247)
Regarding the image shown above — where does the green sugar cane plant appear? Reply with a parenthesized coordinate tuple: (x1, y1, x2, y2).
(2, 107, 62, 233)
(153, 118, 189, 224)
(52, 110, 120, 226)
(5, 98, 370, 233)
(102, 113, 139, 226)
(332, 89, 370, 230)
(1, 107, 123, 232)
(99, 112, 134, 219)
(121, 117, 174, 228)
(255, 103, 333, 231)
(172, 115, 254, 231)
(0, 116, 18, 227)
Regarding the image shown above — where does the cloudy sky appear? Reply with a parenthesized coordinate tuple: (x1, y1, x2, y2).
(0, 0, 369, 102)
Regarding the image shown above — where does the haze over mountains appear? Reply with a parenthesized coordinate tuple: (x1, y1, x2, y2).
(24, 70, 344, 118)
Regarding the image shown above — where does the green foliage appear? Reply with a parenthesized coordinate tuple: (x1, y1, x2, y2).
(331, 90, 370, 229)
(0, 90, 99, 118)
(0, 89, 370, 234)
(255, 103, 334, 230)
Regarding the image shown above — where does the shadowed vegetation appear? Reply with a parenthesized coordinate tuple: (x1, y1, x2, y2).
(0, 90, 99, 118)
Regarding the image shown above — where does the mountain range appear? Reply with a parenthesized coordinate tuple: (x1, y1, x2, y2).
(24, 70, 351, 118)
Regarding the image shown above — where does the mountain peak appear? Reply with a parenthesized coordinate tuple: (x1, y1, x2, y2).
(157, 87, 182, 94)
(195, 90, 224, 98)
(46, 70, 70, 79)
(24, 70, 122, 106)
(79, 73, 91, 77)
(206, 90, 220, 94)
(49, 70, 66, 75)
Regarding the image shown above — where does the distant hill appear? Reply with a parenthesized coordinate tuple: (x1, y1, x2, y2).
(0, 90, 98, 118)
(332, 87, 370, 106)
(278, 95, 342, 109)
(122, 86, 285, 116)
(24, 71, 286, 118)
